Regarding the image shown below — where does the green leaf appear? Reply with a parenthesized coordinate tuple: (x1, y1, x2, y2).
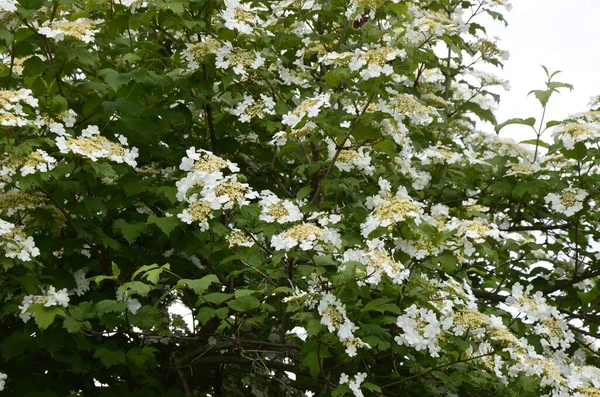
(131, 264, 160, 281)
(112, 262, 121, 278)
(29, 304, 65, 330)
(113, 219, 148, 244)
(296, 186, 312, 200)
(94, 347, 126, 368)
(547, 81, 573, 91)
(49, 95, 69, 113)
(528, 89, 553, 107)
(120, 281, 153, 297)
(96, 300, 127, 315)
(546, 120, 563, 129)
(147, 215, 179, 236)
(495, 117, 536, 133)
(127, 347, 158, 370)
(87, 161, 117, 178)
(98, 68, 133, 91)
(178, 275, 219, 294)
(63, 317, 90, 333)
(202, 292, 234, 305)
(227, 295, 261, 312)
(301, 343, 331, 377)
(362, 382, 382, 393)
(520, 139, 549, 149)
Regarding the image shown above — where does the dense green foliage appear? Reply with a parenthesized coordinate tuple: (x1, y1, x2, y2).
(1, 0, 600, 396)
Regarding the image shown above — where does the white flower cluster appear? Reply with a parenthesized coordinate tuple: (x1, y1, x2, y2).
(226, 228, 255, 248)
(393, 277, 600, 396)
(339, 372, 367, 397)
(281, 93, 330, 129)
(56, 125, 139, 167)
(349, 46, 404, 80)
(342, 239, 409, 286)
(464, 131, 531, 160)
(220, 0, 265, 35)
(271, 222, 341, 252)
(0, 0, 17, 12)
(271, 121, 319, 147)
(403, 6, 464, 44)
(327, 138, 374, 175)
(544, 187, 588, 217)
(446, 218, 503, 256)
(20, 149, 57, 176)
(361, 180, 425, 237)
(38, 18, 102, 43)
(0, 88, 39, 127)
(181, 38, 222, 71)
(376, 92, 438, 127)
(505, 283, 575, 350)
(215, 42, 265, 78)
(0, 218, 40, 261)
(176, 147, 256, 230)
(395, 304, 446, 357)
(225, 94, 276, 123)
(317, 292, 370, 357)
(258, 190, 302, 224)
(553, 122, 599, 150)
(320, 45, 405, 80)
(18, 286, 70, 322)
(38, 109, 78, 136)
(0, 53, 32, 76)
(70, 268, 90, 296)
(421, 144, 468, 166)
(0, 372, 6, 391)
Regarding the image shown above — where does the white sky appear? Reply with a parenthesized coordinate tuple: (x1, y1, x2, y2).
(483, 0, 600, 141)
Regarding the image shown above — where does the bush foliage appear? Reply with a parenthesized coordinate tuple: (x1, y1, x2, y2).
(1, 0, 600, 396)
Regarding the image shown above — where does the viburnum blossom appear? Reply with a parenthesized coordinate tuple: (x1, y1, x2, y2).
(56, 125, 139, 166)
(38, 18, 103, 43)
(19, 286, 70, 322)
(281, 93, 331, 129)
(544, 187, 588, 217)
(220, 0, 264, 35)
(339, 372, 367, 397)
(0, 0, 17, 12)
(0, 218, 40, 261)
(361, 181, 425, 237)
(271, 222, 341, 251)
(258, 190, 303, 224)
(1, 0, 600, 395)
(316, 292, 370, 357)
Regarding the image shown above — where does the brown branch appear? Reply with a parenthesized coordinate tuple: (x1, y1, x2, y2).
(176, 365, 192, 397)
(310, 92, 376, 205)
(501, 223, 570, 232)
(186, 355, 297, 372)
(381, 351, 497, 388)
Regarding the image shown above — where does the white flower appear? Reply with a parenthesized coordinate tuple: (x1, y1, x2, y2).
(287, 326, 308, 341)
(0, 0, 17, 12)
(258, 191, 303, 224)
(0, 372, 6, 391)
(71, 268, 90, 296)
(340, 373, 367, 397)
(327, 138, 375, 175)
(220, 0, 264, 35)
(544, 188, 588, 217)
(18, 285, 70, 323)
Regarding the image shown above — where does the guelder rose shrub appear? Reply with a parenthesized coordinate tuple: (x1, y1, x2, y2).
(0, 0, 599, 396)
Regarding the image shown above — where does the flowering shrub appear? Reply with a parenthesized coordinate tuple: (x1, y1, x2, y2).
(0, 0, 599, 396)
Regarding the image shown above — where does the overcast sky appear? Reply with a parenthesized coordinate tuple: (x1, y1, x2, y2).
(482, 0, 600, 141)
